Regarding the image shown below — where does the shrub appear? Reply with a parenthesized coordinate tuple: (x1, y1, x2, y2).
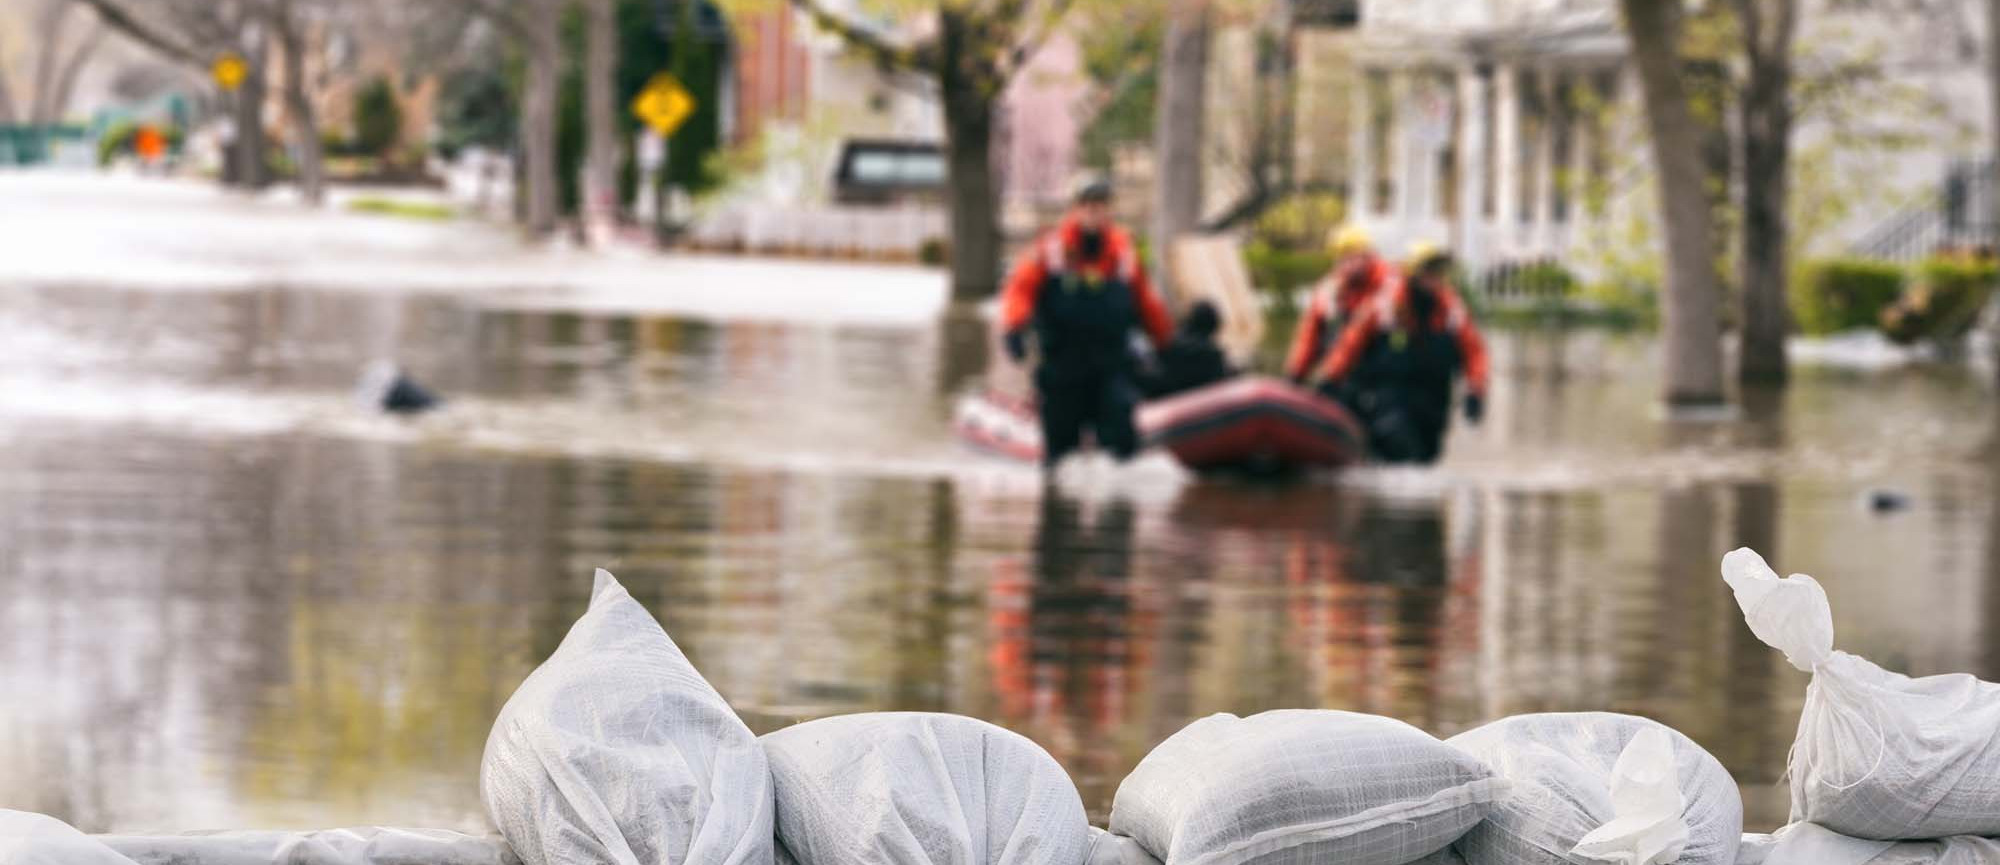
(353, 77, 403, 158)
(1243, 239, 1333, 299)
(918, 237, 949, 266)
(1881, 257, 1998, 345)
(1792, 258, 1904, 336)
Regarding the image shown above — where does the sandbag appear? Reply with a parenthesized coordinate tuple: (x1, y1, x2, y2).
(1108, 710, 1505, 865)
(1737, 823, 2000, 865)
(481, 569, 773, 865)
(95, 828, 518, 865)
(761, 712, 1090, 865)
(1085, 829, 1161, 865)
(1447, 712, 1741, 865)
(0, 811, 137, 865)
(1724, 549, 2000, 839)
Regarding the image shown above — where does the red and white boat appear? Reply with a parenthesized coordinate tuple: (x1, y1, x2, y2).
(953, 375, 1367, 472)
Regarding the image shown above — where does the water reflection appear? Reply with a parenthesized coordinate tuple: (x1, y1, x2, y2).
(0, 285, 1996, 836)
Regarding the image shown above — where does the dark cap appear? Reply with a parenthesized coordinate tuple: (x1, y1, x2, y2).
(1072, 175, 1113, 204)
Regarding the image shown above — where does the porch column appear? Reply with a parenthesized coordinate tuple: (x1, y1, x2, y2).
(1531, 66, 1558, 255)
(1568, 69, 1597, 253)
(1455, 63, 1488, 271)
(1492, 63, 1521, 257)
(1349, 63, 1375, 219)
(1388, 68, 1413, 224)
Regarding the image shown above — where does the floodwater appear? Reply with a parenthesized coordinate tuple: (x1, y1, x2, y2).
(2, 279, 1999, 837)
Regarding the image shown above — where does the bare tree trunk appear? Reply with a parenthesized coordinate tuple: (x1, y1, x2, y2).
(232, 37, 272, 189)
(0, 64, 19, 124)
(519, 8, 561, 237)
(275, 0, 323, 205)
(583, 0, 620, 245)
(1620, 0, 1725, 406)
(1152, 0, 1209, 297)
(28, 1, 71, 124)
(1734, 0, 1796, 385)
(47, 24, 107, 124)
(938, 10, 1002, 300)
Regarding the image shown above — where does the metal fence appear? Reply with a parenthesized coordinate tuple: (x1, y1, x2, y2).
(1853, 158, 1998, 264)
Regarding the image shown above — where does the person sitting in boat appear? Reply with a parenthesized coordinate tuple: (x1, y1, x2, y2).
(1142, 300, 1237, 399)
(1310, 243, 1488, 464)
(999, 176, 1174, 469)
(1284, 223, 1396, 387)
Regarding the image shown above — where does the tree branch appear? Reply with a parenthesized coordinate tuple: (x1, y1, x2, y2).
(76, 0, 204, 68)
(1005, 0, 1083, 80)
(458, 0, 537, 43)
(46, 22, 108, 124)
(787, 0, 938, 71)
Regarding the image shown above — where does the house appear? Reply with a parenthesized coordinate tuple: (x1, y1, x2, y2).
(1297, 0, 1989, 283)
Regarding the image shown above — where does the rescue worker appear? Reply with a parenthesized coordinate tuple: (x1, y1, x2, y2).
(1000, 177, 1174, 468)
(1142, 299, 1236, 399)
(1284, 224, 1396, 385)
(1310, 243, 1488, 464)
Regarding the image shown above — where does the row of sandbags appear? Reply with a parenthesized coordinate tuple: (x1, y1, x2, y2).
(10, 553, 2000, 865)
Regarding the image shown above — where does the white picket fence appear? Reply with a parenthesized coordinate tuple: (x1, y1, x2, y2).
(687, 205, 948, 259)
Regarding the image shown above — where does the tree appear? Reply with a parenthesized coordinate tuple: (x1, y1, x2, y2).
(0, 1, 109, 126)
(271, 0, 324, 204)
(582, 0, 619, 244)
(788, 0, 1082, 299)
(1620, 0, 1726, 406)
(1990, 0, 2000, 388)
(1151, 0, 1208, 296)
(77, 0, 275, 188)
(1732, 0, 1798, 384)
(462, 0, 565, 236)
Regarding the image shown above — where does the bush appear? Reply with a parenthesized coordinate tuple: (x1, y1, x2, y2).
(97, 122, 183, 166)
(1243, 239, 1332, 299)
(1792, 258, 1904, 336)
(1881, 257, 1999, 346)
(918, 237, 949, 266)
(1250, 192, 1345, 251)
(353, 77, 403, 158)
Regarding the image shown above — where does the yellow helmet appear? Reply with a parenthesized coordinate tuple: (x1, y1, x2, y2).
(1327, 224, 1373, 258)
(1406, 240, 1449, 271)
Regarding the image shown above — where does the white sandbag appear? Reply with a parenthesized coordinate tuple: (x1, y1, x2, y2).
(1447, 712, 1740, 865)
(1108, 710, 1506, 865)
(1724, 548, 2000, 839)
(761, 712, 1090, 865)
(0, 810, 137, 865)
(95, 828, 517, 865)
(1086, 829, 1161, 865)
(481, 569, 773, 865)
(1738, 823, 2000, 865)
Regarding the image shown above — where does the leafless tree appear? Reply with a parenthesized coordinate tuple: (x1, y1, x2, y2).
(789, 0, 1082, 299)
(1620, 0, 1726, 406)
(583, 0, 619, 243)
(460, 0, 564, 237)
(1152, 0, 1209, 295)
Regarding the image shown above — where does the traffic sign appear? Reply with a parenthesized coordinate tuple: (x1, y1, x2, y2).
(212, 53, 248, 92)
(630, 72, 695, 137)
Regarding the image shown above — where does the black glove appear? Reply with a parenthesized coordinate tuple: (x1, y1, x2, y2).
(1463, 392, 1485, 425)
(1003, 329, 1028, 363)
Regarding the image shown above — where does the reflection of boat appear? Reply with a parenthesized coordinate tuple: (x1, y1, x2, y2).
(953, 376, 1366, 472)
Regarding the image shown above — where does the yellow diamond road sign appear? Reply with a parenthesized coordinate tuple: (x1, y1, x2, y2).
(631, 73, 695, 137)
(212, 53, 248, 92)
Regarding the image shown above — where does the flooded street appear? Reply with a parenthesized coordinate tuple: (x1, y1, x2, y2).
(3, 264, 1999, 836)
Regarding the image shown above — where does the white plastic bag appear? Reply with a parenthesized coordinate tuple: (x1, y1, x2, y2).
(0, 811, 137, 865)
(95, 828, 518, 865)
(1108, 710, 1506, 865)
(1724, 548, 2000, 839)
(1738, 823, 2000, 865)
(1447, 712, 1740, 865)
(480, 569, 774, 865)
(761, 712, 1090, 865)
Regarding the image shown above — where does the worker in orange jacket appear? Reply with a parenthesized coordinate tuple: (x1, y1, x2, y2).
(1311, 243, 1489, 464)
(999, 177, 1174, 468)
(1285, 224, 1397, 384)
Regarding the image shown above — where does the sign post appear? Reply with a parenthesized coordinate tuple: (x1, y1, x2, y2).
(630, 73, 696, 234)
